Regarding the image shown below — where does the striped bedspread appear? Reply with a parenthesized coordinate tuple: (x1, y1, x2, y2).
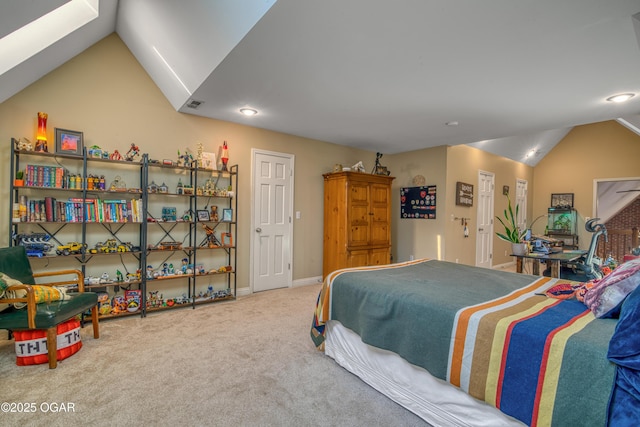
(311, 259, 617, 426)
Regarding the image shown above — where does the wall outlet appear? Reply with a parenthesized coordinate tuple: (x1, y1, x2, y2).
(455, 258, 459, 263)
(409, 255, 414, 261)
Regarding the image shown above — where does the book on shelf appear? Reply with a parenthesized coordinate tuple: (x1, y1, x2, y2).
(14, 196, 143, 223)
(24, 164, 67, 188)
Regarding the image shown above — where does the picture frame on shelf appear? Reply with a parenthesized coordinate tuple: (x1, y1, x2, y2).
(221, 232, 233, 246)
(55, 128, 84, 157)
(201, 152, 217, 170)
(222, 208, 233, 222)
(196, 210, 210, 222)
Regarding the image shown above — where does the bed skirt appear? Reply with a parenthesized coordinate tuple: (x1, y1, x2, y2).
(325, 320, 524, 427)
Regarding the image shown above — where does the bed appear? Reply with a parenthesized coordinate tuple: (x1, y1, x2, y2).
(311, 258, 640, 426)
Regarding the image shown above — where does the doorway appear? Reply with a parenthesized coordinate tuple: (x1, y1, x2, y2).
(476, 171, 495, 268)
(251, 149, 294, 292)
(515, 179, 528, 233)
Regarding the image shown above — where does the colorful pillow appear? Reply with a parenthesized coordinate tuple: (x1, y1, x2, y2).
(0, 272, 67, 309)
(0, 273, 10, 312)
(582, 258, 640, 318)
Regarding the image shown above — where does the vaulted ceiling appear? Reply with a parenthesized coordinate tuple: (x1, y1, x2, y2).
(2, 0, 640, 166)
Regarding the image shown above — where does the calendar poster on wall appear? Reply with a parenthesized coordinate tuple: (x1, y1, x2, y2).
(400, 186, 436, 219)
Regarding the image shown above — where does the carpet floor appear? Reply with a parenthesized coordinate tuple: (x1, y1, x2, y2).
(0, 283, 429, 426)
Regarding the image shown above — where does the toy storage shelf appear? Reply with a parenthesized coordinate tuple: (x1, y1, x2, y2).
(143, 160, 237, 316)
(8, 138, 237, 319)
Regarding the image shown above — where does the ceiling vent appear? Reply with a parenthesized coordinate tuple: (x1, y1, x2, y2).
(186, 99, 203, 109)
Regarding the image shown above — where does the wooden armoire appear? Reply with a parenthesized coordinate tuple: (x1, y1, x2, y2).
(323, 171, 395, 278)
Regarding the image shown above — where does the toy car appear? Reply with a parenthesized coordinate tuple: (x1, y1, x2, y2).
(56, 241, 87, 255)
(156, 241, 183, 251)
(91, 239, 130, 254)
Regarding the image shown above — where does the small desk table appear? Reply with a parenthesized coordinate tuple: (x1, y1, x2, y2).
(512, 250, 586, 278)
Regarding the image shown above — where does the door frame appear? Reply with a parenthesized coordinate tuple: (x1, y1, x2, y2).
(475, 170, 495, 268)
(250, 148, 295, 293)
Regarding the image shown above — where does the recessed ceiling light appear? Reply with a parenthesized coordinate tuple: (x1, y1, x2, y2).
(446, 121, 459, 126)
(240, 108, 258, 116)
(606, 93, 635, 103)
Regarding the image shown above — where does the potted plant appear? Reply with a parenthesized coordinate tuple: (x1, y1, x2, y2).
(14, 170, 24, 187)
(496, 195, 528, 255)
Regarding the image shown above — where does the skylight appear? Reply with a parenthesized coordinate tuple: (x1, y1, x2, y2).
(0, 0, 99, 75)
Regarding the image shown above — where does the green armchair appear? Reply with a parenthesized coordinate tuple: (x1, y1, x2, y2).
(0, 246, 99, 368)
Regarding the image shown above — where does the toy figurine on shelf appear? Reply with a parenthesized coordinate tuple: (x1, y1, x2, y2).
(110, 150, 123, 161)
(196, 141, 204, 168)
(15, 137, 33, 151)
(181, 258, 194, 274)
(177, 148, 194, 167)
(220, 141, 229, 171)
(202, 223, 221, 248)
(125, 143, 140, 161)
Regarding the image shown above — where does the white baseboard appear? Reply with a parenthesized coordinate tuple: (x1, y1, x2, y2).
(492, 261, 516, 270)
(293, 275, 323, 287)
(236, 286, 251, 297)
(236, 275, 322, 297)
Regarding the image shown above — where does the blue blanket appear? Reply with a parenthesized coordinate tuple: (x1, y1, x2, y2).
(607, 285, 640, 426)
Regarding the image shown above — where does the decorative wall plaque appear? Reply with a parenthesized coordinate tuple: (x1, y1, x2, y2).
(400, 186, 437, 219)
(455, 182, 473, 206)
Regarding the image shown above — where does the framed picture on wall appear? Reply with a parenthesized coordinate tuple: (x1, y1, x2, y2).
(551, 193, 574, 208)
(55, 128, 84, 157)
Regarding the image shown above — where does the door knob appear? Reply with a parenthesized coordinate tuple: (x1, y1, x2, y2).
(256, 227, 262, 232)
(479, 228, 484, 232)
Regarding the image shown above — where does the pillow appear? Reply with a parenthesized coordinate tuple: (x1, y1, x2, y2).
(0, 272, 67, 309)
(582, 258, 640, 318)
(0, 274, 10, 312)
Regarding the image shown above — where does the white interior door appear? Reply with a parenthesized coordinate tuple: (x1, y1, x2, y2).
(251, 149, 294, 292)
(475, 171, 494, 268)
(515, 179, 528, 233)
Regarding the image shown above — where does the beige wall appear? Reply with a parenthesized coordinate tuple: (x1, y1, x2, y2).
(446, 145, 534, 266)
(533, 121, 640, 247)
(0, 33, 375, 288)
(386, 144, 534, 266)
(387, 145, 448, 262)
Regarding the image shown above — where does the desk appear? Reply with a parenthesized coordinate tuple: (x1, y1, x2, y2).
(512, 251, 586, 278)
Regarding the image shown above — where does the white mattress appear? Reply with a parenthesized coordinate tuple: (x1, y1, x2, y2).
(325, 320, 524, 427)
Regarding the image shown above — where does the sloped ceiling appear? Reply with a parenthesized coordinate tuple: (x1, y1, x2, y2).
(2, 0, 640, 166)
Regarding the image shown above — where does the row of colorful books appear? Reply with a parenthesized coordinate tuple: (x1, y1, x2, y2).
(16, 196, 144, 223)
(23, 164, 66, 188)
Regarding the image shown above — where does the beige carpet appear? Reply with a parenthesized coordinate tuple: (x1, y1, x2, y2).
(0, 284, 428, 426)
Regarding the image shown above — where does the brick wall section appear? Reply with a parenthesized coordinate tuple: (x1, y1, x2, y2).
(597, 196, 640, 262)
(607, 196, 640, 229)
